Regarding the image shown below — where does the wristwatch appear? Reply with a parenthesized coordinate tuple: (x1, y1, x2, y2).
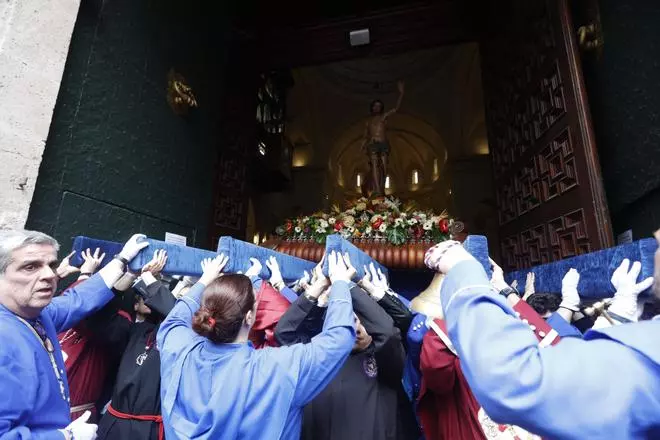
(498, 286, 519, 298)
(303, 292, 318, 304)
(113, 254, 129, 269)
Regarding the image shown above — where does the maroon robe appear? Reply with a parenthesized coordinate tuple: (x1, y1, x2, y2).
(57, 281, 132, 422)
(418, 318, 486, 440)
(418, 301, 558, 440)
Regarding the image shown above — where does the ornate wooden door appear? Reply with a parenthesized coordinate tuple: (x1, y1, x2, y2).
(481, 0, 613, 270)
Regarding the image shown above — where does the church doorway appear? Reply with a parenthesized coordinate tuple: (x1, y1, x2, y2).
(210, 0, 613, 271)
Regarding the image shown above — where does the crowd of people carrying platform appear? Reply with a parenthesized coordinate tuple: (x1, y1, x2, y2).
(0, 228, 659, 440)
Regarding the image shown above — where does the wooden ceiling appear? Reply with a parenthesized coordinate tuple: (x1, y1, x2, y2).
(226, 0, 484, 70)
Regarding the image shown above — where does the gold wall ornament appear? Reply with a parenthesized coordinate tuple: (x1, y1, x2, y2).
(167, 69, 198, 115)
(577, 23, 604, 53)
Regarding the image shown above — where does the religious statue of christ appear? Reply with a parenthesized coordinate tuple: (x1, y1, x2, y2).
(360, 80, 404, 196)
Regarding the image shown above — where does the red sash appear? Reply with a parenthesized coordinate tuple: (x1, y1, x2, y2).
(107, 404, 164, 440)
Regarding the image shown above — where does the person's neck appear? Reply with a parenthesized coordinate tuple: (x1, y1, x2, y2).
(135, 313, 146, 323)
(0, 298, 41, 320)
(231, 326, 251, 344)
(410, 272, 445, 319)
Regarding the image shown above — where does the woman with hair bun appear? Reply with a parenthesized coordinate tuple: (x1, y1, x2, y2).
(157, 252, 357, 440)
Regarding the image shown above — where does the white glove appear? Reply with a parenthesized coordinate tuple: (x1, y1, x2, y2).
(265, 256, 284, 289)
(328, 252, 353, 284)
(559, 269, 581, 312)
(59, 411, 98, 440)
(199, 254, 229, 287)
(244, 258, 263, 279)
(489, 258, 510, 291)
(608, 259, 654, 322)
(119, 234, 149, 261)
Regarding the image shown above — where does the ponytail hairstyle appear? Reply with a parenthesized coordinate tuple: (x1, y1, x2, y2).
(192, 274, 255, 344)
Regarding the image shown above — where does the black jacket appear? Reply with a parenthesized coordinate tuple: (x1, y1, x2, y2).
(275, 284, 406, 440)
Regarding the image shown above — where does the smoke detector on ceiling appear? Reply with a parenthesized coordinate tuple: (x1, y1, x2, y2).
(349, 29, 370, 47)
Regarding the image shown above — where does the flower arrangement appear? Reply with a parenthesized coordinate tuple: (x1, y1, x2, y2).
(275, 196, 454, 245)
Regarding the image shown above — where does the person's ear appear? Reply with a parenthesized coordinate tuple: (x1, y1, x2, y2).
(245, 309, 256, 327)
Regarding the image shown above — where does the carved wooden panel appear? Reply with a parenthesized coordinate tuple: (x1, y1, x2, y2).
(482, 0, 612, 271)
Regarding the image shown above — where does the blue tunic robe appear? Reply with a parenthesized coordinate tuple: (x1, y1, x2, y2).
(440, 260, 660, 439)
(0, 275, 114, 439)
(157, 280, 356, 440)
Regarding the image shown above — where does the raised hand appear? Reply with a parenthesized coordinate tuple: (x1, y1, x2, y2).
(119, 234, 149, 261)
(265, 256, 285, 289)
(328, 251, 353, 284)
(608, 259, 654, 321)
(311, 253, 326, 284)
(294, 270, 311, 293)
(80, 248, 106, 275)
(489, 258, 510, 291)
(342, 253, 358, 282)
(305, 275, 330, 301)
(560, 269, 581, 312)
(424, 240, 474, 274)
(141, 249, 168, 277)
(244, 258, 263, 279)
(199, 254, 229, 287)
(56, 251, 79, 278)
(359, 262, 389, 300)
(523, 272, 536, 301)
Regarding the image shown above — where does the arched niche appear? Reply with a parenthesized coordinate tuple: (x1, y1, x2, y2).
(328, 114, 448, 199)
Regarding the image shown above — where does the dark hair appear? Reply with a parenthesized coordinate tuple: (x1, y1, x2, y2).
(370, 99, 384, 114)
(526, 292, 562, 316)
(192, 274, 255, 344)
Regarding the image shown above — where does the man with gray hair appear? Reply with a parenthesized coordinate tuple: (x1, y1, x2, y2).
(0, 230, 148, 440)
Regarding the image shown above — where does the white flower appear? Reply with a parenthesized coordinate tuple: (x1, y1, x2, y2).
(365, 226, 373, 234)
(315, 227, 325, 234)
(319, 219, 329, 228)
(303, 216, 310, 222)
(399, 212, 408, 218)
(417, 212, 427, 220)
(295, 226, 302, 233)
(379, 223, 387, 233)
(343, 215, 355, 227)
(345, 208, 356, 215)
(394, 218, 404, 227)
(407, 218, 418, 225)
(370, 214, 382, 223)
(328, 217, 336, 224)
(356, 202, 367, 211)
(348, 226, 355, 233)
(360, 213, 370, 222)
(423, 221, 433, 231)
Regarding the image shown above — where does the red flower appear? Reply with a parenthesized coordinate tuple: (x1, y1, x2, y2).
(285, 221, 293, 232)
(334, 220, 344, 232)
(439, 218, 449, 234)
(372, 218, 384, 230)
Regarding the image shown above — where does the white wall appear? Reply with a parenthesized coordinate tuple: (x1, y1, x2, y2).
(0, 0, 81, 229)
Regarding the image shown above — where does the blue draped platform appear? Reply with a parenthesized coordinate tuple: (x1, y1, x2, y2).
(322, 234, 389, 280)
(505, 238, 658, 299)
(216, 236, 316, 283)
(463, 235, 491, 277)
(71, 236, 315, 282)
(70, 234, 656, 301)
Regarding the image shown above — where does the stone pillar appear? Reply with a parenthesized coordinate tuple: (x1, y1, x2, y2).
(0, 0, 81, 229)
